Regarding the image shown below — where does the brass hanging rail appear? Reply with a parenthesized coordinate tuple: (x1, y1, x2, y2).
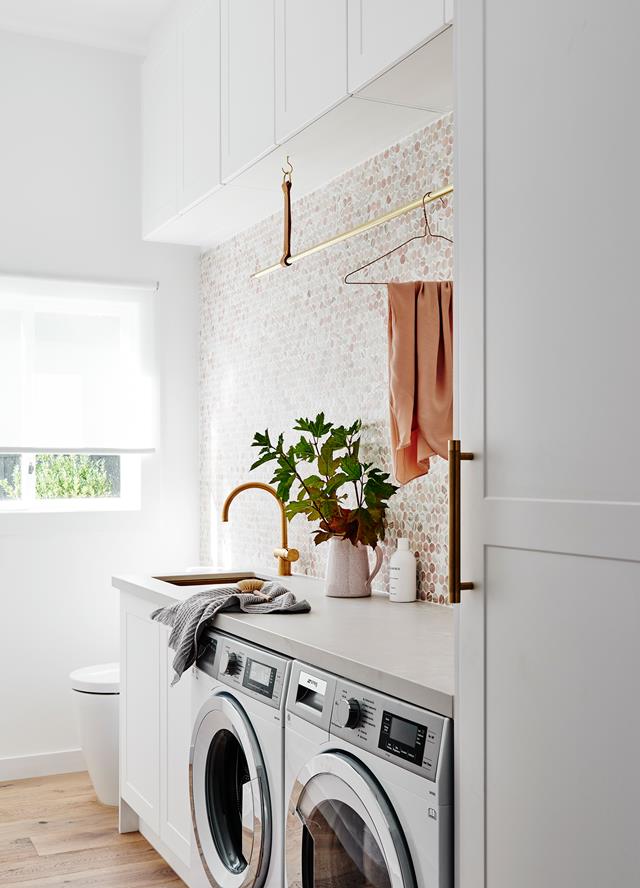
(251, 184, 453, 280)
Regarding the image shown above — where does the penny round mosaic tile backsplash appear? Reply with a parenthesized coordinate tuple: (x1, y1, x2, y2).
(200, 112, 453, 603)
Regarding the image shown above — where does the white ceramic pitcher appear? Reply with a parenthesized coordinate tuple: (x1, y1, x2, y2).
(324, 537, 384, 598)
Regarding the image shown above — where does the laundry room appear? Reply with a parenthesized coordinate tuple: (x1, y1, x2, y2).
(2, 3, 639, 888)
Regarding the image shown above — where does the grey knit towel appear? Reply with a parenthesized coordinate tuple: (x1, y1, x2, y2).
(151, 582, 310, 684)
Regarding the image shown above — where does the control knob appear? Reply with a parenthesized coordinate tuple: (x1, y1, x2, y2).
(220, 650, 240, 676)
(335, 697, 362, 729)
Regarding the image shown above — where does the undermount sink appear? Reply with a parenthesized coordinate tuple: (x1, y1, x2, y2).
(154, 571, 260, 587)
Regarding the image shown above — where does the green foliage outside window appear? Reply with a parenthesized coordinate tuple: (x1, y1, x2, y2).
(36, 454, 113, 498)
(0, 454, 113, 500)
(0, 464, 21, 499)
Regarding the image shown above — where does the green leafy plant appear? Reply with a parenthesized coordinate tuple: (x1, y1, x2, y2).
(36, 454, 113, 498)
(0, 464, 21, 499)
(251, 414, 398, 548)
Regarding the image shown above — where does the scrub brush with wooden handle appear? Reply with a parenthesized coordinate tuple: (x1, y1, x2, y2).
(236, 578, 269, 599)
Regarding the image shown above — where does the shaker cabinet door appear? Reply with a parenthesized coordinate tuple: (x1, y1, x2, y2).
(142, 21, 178, 235)
(347, 0, 444, 93)
(159, 631, 193, 866)
(120, 594, 161, 832)
(178, 0, 221, 211)
(221, 0, 276, 181)
(275, 0, 348, 143)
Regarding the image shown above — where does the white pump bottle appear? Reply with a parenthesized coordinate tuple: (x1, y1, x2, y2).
(388, 538, 417, 602)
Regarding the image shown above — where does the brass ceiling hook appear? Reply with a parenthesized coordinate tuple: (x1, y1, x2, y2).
(282, 155, 293, 183)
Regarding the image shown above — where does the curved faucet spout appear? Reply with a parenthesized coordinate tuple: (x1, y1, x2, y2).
(221, 482, 299, 576)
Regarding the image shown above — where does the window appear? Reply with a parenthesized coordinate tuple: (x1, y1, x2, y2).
(0, 275, 155, 512)
(0, 453, 140, 512)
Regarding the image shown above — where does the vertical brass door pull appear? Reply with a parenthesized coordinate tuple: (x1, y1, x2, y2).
(448, 439, 474, 605)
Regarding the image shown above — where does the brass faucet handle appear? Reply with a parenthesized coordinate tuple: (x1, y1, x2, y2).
(273, 547, 300, 563)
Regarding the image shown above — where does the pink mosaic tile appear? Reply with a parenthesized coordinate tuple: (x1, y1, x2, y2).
(200, 113, 454, 603)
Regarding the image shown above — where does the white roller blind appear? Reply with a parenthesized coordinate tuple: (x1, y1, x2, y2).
(0, 276, 157, 453)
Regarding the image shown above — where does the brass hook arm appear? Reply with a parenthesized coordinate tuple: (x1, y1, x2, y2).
(221, 482, 299, 576)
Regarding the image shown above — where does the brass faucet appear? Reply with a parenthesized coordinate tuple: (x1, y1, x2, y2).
(221, 482, 300, 576)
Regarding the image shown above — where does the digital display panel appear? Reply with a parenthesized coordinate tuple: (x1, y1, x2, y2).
(389, 715, 419, 748)
(243, 657, 277, 698)
(250, 660, 273, 687)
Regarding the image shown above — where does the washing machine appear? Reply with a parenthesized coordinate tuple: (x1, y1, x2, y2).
(284, 661, 452, 888)
(190, 630, 290, 888)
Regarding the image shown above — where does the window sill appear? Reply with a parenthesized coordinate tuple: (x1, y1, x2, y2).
(0, 497, 140, 514)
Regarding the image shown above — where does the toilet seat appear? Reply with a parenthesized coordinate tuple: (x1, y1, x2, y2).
(70, 662, 120, 694)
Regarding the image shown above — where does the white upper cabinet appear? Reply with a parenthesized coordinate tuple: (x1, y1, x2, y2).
(142, 18, 178, 236)
(178, 0, 221, 211)
(142, 0, 451, 245)
(275, 0, 348, 143)
(347, 0, 444, 93)
(445, 0, 453, 24)
(221, 0, 276, 181)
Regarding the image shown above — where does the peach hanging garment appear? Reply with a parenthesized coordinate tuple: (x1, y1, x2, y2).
(388, 281, 453, 484)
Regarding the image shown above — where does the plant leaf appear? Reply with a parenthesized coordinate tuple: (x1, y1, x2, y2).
(340, 455, 362, 481)
(249, 451, 277, 471)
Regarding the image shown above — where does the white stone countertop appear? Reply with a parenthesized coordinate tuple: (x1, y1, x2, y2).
(112, 568, 455, 718)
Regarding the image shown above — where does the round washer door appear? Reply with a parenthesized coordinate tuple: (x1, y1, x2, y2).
(286, 751, 416, 888)
(190, 691, 271, 888)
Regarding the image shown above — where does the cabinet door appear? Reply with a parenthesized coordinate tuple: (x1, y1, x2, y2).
(178, 0, 221, 211)
(142, 21, 179, 235)
(159, 630, 193, 865)
(347, 0, 444, 93)
(120, 593, 161, 833)
(220, 0, 276, 181)
(275, 0, 348, 143)
(445, 0, 453, 23)
(456, 1, 640, 887)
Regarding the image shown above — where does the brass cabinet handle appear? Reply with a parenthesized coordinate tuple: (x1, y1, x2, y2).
(448, 439, 474, 605)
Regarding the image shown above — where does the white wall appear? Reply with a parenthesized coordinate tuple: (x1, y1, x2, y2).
(0, 30, 200, 777)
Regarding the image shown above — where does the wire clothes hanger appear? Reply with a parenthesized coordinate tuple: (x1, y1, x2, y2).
(343, 190, 453, 286)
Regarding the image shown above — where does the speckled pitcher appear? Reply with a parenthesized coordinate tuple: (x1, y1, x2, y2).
(324, 537, 383, 598)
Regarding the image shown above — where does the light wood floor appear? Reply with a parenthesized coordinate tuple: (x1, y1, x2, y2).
(0, 771, 186, 887)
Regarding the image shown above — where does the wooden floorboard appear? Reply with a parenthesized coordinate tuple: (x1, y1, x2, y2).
(0, 772, 186, 887)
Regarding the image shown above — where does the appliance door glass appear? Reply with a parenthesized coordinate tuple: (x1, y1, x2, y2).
(287, 752, 415, 888)
(191, 692, 271, 888)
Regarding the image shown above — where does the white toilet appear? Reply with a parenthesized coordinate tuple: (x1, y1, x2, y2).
(70, 663, 120, 806)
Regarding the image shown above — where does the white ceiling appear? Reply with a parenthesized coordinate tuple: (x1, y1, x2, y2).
(0, 0, 172, 55)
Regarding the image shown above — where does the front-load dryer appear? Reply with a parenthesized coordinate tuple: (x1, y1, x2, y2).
(190, 631, 290, 888)
(284, 661, 452, 888)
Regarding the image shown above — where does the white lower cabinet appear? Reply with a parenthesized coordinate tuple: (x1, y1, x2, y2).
(159, 628, 193, 865)
(120, 594, 192, 866)
(120, 593, 161, 832)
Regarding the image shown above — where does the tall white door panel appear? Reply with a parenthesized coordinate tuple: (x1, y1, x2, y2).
(455, 2, 640, 887)
(275, 0, 348, 143)
(347, 0, 444, 93)
(221, 0, 275, 181)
